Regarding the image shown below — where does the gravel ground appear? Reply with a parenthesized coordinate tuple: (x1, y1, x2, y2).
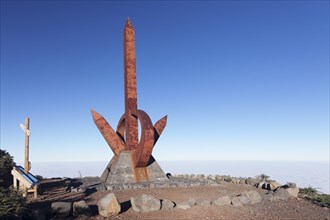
(28, 178, 330, 220)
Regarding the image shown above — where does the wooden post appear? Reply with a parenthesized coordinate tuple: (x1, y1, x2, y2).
(24, 118, 30, 175)
(34, 185, 38, 199)
(13, 176, 17, 189)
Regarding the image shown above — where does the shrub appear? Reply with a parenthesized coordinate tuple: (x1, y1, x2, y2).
(35, 175, 43, 181)
(256, 173, 270, 181)
(299, 186, 330, 208)
(0, 187, 27, 219)
(224, 177, 232, 183)
(286, 182, 297, 188)
(0, 149, 16, 188)
(299, 186, 318, 196)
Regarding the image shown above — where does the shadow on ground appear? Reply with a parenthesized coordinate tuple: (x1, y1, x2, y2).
(27, 177, 104, 218)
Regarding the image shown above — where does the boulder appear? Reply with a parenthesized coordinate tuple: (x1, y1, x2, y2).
(269, 181, 281, 191)
(214, 175, 222, 180)
(71, 188, 78, 192)
(245, 177, 253, 184)
(262, 192, 276, 201)
(196, 199, 210, 207)
(231, 197, 243, 207)
(237, 195, 251, 205)
(183, 174, 189, 179)
(97, 193, 121, 217)
(286, 182, 297, 188)
(131, 194, 161, 212)
(78, 188, 86, 193)
(190, 174, 197, 179)
(274, 187, 299, 200)
(286, 187, 299, 198)
(274, 187, 291, 200)
(253, 180, 262, 187)
(188, 197, 196, 207)
(175, 201, 191, 210)
(211, 196, 231, 206)
(31, 209, 46, 220)
(231, 177, 240, 184)
(257, 182, 265, 189)
(239, 178, 246, 184)
(73, 200, 91, 216)
(190, 181, 201, 187)
(106, 185, 114, 190)
(96, 184, 106, 191)
(243, 191, 262, 204)
(196, 174, 205, 180)
(65, 180, 72, 191)
(51, 202, 72, 217)
(224, 177, 233, 183)
(161, 199, 175, 210)
(245, 177, 259, 186)
(209, 182, 219, 187)
(170, 183, 178, 188)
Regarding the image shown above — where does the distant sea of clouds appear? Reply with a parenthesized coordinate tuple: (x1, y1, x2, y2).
(30, 160, 329, 194)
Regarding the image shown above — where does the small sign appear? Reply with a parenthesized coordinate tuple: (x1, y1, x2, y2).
(20, 124, 31, 136)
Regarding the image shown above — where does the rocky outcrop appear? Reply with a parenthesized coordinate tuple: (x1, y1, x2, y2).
(131, 194, 161, 212)
(97, 193, 121, 217)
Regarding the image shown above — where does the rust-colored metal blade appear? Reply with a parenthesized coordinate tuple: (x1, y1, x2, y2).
(124, 17, 139, 151)
(153, 115, 167, 144)
(154, 115, 167, 136)
(91, 109, 126, 155)
(135, 109, 155, 167)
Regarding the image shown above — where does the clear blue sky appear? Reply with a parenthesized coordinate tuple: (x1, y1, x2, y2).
(1, 1, 329, 163)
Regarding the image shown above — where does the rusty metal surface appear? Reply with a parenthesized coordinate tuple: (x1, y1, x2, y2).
(135, 110, 155, 167)
(91, 18, 167, 175)
(116, 114, 126, 143)
(134, 167, 149, 182)
(154, 115, 167, 144)
(91, 109, 126, 156)
(124, 17, 139, 151)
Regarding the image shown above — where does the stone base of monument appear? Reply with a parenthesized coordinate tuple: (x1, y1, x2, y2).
(101, 151, 168, 184)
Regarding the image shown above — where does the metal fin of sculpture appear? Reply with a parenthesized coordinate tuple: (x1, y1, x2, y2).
(91, 109, 126, 156)
(92, 18, 168, 184)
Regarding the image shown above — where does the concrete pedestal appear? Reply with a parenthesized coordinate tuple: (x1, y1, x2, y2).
(101, 151, 168, 184)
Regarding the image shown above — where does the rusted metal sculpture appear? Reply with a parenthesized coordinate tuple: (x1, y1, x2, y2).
(91, 18, 167, 183)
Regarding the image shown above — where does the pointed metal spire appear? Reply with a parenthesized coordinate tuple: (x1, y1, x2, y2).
(126, 17, 132, 27)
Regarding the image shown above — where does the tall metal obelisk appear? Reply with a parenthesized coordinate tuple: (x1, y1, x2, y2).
(91, 18, 168, 184)
(123, 18, 139, 151)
